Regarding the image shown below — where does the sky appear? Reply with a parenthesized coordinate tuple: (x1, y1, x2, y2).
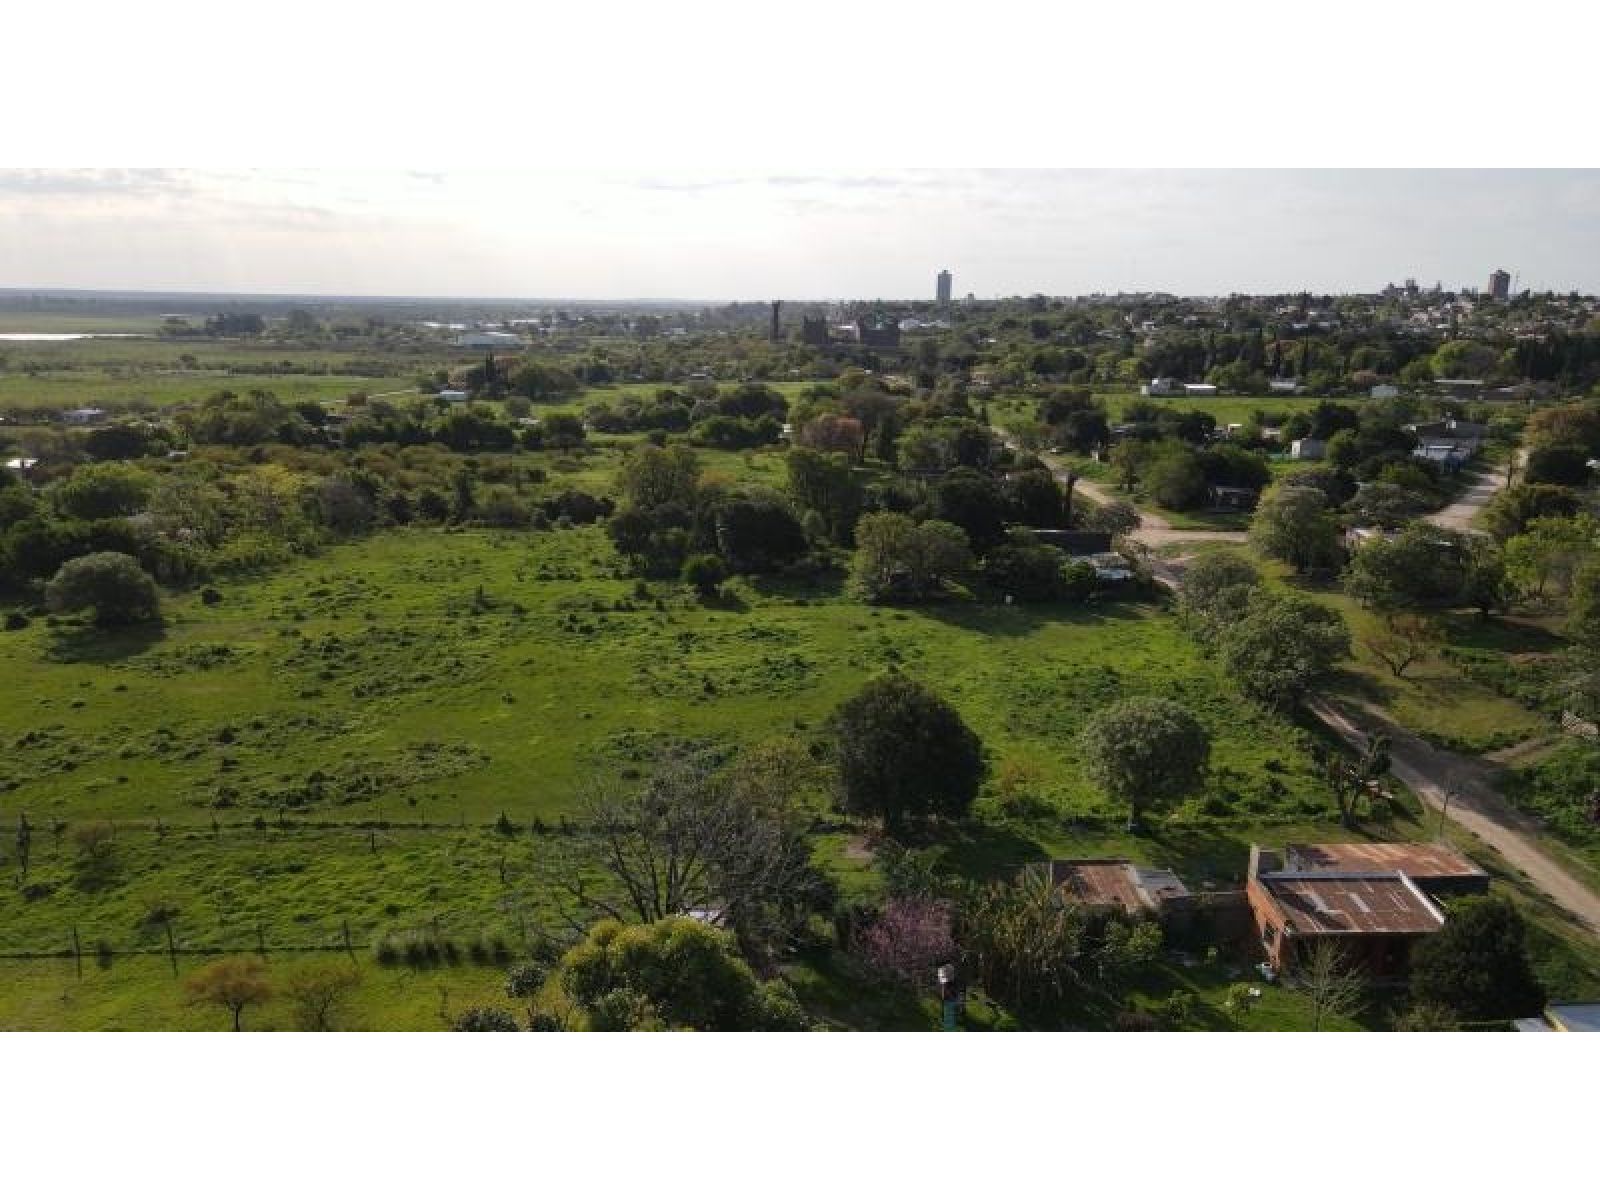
(0, 168, 1596, 302)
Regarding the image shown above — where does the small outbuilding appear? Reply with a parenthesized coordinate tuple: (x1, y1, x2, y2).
(1289, 437, 1326, 461)
(1033, 859, 1193, 928)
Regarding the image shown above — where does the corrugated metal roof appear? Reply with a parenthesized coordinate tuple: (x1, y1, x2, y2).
(1263, 875, 1445, 936)
(1282, 843, 1486, 883)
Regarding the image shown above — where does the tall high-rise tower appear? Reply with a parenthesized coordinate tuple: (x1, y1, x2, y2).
(1488, 268, 1511, 301)
(936, 270, 952, 304)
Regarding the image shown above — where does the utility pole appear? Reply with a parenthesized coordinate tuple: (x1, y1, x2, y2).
(936, 963, 960, 1031)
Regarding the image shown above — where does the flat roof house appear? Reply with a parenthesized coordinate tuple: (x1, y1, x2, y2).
(454, 331, 524, 349)
(1208, 484, 1259, 511)
(1289, 437, 1326, 461)
(1141, 377, 1184, 397)
(1514, 1003, 1600, 1033)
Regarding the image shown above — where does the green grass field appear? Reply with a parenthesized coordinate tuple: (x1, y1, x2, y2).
(0, 314, 166, 334)
(0, 370, 419, 414)
(2, 367, 1595, 1028)
(1, 526, 1335, 828)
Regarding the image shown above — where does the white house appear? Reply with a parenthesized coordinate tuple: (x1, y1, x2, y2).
(1370, 384, 1401, 400)
(1289, 438, 1326, 461)
(436, 389, 469, 403)
(1182, 383, 1219, 397)
(1141, 377, 1184, 397)
(453, 331, 524, 349)
(1269, 378, 1304, 394)
(61, 407, 107, 425)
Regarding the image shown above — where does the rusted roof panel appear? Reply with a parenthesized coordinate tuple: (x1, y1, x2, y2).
(1283, 842, 1486, 883)
(1262, 875, 1445, 936)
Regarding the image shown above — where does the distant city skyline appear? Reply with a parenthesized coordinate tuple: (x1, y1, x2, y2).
(1, 169, 1597, 300)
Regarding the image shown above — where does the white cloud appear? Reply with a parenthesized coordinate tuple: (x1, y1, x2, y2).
(0, 168, 1594, 298)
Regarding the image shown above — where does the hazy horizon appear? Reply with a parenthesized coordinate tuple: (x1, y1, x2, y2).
(1, 168, 1596, 301)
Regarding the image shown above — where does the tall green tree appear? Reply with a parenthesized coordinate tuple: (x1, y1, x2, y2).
(45, 552, 161, 627)
(1249, 483, 1341, 572)
(1078, 697, 1210, 830)
(1409, 895, 1547, 1022)
(553, 917, 807, 1032)
(831, 676, 986, 832)
(848, 513, 972, 603)
(1218, 592, 1349, 711)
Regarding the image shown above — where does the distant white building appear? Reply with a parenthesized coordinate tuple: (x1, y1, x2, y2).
(1370, 384, 1401, 400)
(454, 331, 524, 349)
(61, 407, 106, 425)
(1182, 383, 1219, 397)
(436, 389, 469, 403)
(1141, 378, 1184, 397)
(1268, 378, 1304, 395)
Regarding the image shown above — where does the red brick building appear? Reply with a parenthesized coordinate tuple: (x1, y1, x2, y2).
(1246, 843, 1487, 977)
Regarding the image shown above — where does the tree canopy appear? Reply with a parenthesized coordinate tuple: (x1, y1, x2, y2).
(1409, 895, 1547, 1022)
(552, 917, 807, 1032)
(1078, 697, 1210, 829)
(45, 551, 161, 626)
(831, 676, 986, 831)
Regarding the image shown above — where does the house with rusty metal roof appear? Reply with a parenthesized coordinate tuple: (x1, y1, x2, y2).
(1246, 842, 1483, 978)
(1033, 859, 1192, 922)
(1280, 843, 1489, 898)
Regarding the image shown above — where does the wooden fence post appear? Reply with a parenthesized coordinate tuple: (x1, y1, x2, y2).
(71, 926, 82, 980)
(342, 920, 356, 965)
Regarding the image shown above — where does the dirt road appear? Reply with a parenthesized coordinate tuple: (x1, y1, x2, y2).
(1151, 552, 1600, 939)
(1423, 453, 1516, 533)
(1037, 451, 1249, 548)
(1307, 695, 1600, 938)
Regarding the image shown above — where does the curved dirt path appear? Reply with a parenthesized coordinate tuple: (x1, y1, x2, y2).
(1151, 551, 1600, 940)
(1307, 695, 1600, 938)
(1007, 437, 1249, 547)
(1423, 449, 1523, 533)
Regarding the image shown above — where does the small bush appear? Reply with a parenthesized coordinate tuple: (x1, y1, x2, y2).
(452, 1007, 519, 1032)
(506, 961, 548, 998)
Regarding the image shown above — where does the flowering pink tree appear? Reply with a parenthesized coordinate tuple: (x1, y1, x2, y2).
(855, 897, 957, 988)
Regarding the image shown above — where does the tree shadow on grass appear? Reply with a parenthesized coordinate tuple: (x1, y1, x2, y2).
(1323, 665, 1397, 709)
(1144, 824, 1258, 888)
(1443, 613, 1566, 655)
(45, 621, 167, 664)
(933, 819, 1050, 882)
(745, 568, 849, 605)
(920, 594, 1148, 638)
